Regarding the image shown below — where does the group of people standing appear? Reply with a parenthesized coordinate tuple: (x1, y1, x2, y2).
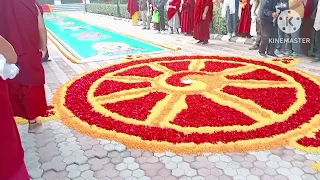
(0, 0, 49, 179)
(128, 0, 217, 45)
(128, 0, 320, 61)
(222, 0, 319, 61)
(247, 0, 317, 59)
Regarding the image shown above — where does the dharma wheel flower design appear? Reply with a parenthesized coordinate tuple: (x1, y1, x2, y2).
(52, 55, 320, 154)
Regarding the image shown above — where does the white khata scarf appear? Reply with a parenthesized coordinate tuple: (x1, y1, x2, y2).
(0, 54, 19, 80)
(314, 1, 320, 31)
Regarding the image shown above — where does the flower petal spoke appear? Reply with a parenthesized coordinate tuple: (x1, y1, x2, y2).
(227, 80, 293, 88)
(220, 66, 255, 76)
(101, 75, 153, 82)
(189, 59, 205, 71)
(95, 87, 157, 104)
(146, 93, 186, 126)
(203, 91, 273, 121)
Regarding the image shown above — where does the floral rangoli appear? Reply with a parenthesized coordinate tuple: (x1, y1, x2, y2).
(50, 55, 320, 154)
(92, 42, 145, 55)
(72, 32, 111, 41)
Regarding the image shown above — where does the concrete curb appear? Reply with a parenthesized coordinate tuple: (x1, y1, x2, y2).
(211, 34, 255, 45)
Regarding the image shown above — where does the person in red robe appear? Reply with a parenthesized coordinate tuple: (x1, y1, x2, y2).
(0, 0, 48, 133)
(193, 0, 214, 45)
(167, 0, 181, 34)
(0, 35, 29, 180)
(181, 0, 195, 35)
(127, 0, 140, 25)
(238, 0, 252, 36)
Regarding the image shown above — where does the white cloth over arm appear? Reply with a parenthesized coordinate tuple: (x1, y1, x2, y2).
(314, 1, 320, 31)
(0, 54, 19, 80)
(250, 0, 259, 36)
(221, 0, 236, 19)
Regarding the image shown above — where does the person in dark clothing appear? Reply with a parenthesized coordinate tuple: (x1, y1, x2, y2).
(249, 0, 267, 50)
(259, 0, 280, 57)
(42, 50, 50, 62)
(36, 1, 51, 62)
(140, 0, 153, 29)
(154, 0, 166, 33)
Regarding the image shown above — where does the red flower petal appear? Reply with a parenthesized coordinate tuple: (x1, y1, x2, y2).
(94, 80, 151, 96)
(103, 92, 167, 121)
(297, 130, 320, 147)
(115, 65, 163, 78)
(226, 69, 286, 81)
(159, 61, 190, 71)
(201, 61, 244, 72)
(172, 94, 256, 127)
(222, 86, 297, 114)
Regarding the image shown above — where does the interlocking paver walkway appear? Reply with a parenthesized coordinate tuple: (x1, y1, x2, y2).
(19, 12, 320, 180)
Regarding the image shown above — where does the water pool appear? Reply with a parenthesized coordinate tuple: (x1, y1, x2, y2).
(44, 13, 164, 63)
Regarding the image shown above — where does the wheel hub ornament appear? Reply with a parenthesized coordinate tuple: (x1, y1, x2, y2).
(52, 55, 320, 154)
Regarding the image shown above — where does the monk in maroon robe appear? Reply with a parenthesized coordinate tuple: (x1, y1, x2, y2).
(0, 35, 29, 180)
(127, 0, 140, 25)
(167, 0, 181, 33)
(193, 0, 213, 45)
(0, 0, 48, 133)
(181, 0, 195, 35)
(238, 0, 252, 36)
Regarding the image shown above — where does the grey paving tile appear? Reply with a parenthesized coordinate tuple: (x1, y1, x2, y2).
(111, 156, 124, 164)
(106, 169, 120, 178)
(130, 149, 142, 158)
(94, 169, 108, 178)
(78, 164, 91, 172)
(42, 170, 68, 179)
(88, 157, 111, 171)
(68, 169, 81, 179)
(28, 168, 44, 179)
(41, 155, 67, 172)
(37, 142, 60, 163)
(81, 170, 95, 178)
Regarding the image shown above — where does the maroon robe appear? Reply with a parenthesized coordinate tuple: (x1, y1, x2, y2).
(0, 0, 47, 120)
(181, 0, 195, 34)
(304, 0, 312, 18)
(238, 1, 252, 34)
(127, 0, 139, 16)
(193, 0, 213, 41)
(168, 0, 181, 20)
(0, 79, 27, 180)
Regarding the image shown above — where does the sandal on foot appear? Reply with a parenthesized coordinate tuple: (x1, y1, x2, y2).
(28, 120, 42, 133)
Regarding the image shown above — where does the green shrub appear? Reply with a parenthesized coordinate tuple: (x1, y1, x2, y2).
(87, 3, 227, 35)
(212, 6, 227, 35)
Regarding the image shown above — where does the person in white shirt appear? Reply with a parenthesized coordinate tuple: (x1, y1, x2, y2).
(314, 0, 320, 62)
(249, 0, 265, 50)
(221, 0, 239, 39)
